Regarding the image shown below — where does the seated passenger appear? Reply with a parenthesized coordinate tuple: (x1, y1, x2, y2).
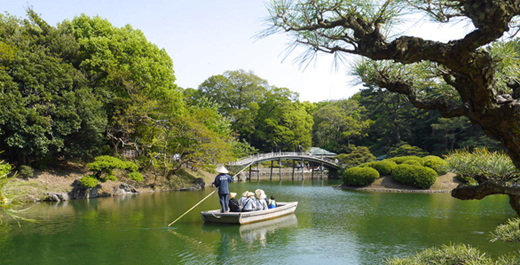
(268, 195, 277, 209)
(229, 192, 240, 212)
(255, 192, 268, 211)
(238, 191, 249, 207)
(241, 192, 256, 212)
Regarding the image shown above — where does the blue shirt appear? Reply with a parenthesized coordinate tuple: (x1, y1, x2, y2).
(213, 173, 233, 194)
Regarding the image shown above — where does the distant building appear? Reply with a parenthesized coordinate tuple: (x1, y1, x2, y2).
(307, 147, 337, 157)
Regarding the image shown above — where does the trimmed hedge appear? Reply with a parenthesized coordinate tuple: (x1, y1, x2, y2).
(18, 165, 34, 179)
(362, 160, 397, 175)
(391, 164, 437, 189)
(402, 160, 422, 166)
(78, 175, 99, 189)
(422, 155, 448, 175)
(388, 156, 424, 165)
(342, 166, 380, 186)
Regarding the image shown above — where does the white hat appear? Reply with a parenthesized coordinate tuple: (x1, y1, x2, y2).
(216, 165, 229, 174)
(242, 191, 249, 197)
(255, 189, 264, 197)
(258, 192, 266, 199)
(230, 192, 237, 199)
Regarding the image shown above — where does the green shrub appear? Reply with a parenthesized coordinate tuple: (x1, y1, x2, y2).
(104, 175, 118, 182)
(388, 156, 424, 165)
(78, 175, 99, 189)
(18, 165, 34, 179)
(445, 148, 518, 182)
(413, 166, 438, 189)
(456, 175, 478, 185)
(388, 144, 429, 157)
(402, 160, 422, 166)
(127, 172, 144, 182)
(87, 155, 142, 183)
(335, 146, 375, 168)
(422, 155, 448, 175)
(391, 164, 437, 189)
(391, 164, 415, 185)
(491, 218, 520, 243)
(342, 166, 379, 186)
(385, 244, 519, 265)
(0, 162, 12, 176)
(362, 160, 397, 176)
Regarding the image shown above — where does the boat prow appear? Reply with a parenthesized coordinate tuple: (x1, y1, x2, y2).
(200, 202, 298, 225)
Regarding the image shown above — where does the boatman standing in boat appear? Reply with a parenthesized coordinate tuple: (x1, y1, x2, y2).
(213, 165, 233, 213)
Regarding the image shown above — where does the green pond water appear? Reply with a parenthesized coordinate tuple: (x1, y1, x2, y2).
(0, 178, 518, 265)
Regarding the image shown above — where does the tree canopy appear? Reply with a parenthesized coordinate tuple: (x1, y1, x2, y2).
(264, 0, 520, 214)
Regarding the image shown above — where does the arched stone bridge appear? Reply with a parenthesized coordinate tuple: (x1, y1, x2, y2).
(226, 152, 341, 180)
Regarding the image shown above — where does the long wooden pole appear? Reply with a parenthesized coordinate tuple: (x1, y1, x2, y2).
(168, 189, 217, 227)
(167, 164, 252, 227)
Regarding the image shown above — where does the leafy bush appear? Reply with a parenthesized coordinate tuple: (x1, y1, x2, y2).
(391, 164, 437, 189)
(87, 155, 142, 183)
(413, 166, 438, 189)
(388, 156, 424, 165)
(391, 164, 415, 185)
(18, 165, 34, 179)
(384, 244, 520, 265)
(335, 146, 375, 168)
(342, 166, 379, 186)
(388, 144, 429, 157)
(402, 160, 422, 166)
(0, 162, 12, 176)
(422, 155, 448, 175)
(127, 172, 144, 182)
(491, 218, 520, 243)
(445, 148, 519, 183)
(361, 160, 397, 175)
(78, 175, 99, 189)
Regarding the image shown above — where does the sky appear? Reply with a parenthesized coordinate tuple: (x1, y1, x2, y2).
(0, 0, 471, 102)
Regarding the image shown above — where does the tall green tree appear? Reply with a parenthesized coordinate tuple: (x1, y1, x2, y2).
(252, 87, 313, 152)
(197, 69, 268, 141)
(0, 12, 106, 164)
(264, 0, 520, 214)
(312, 99, 371, 153)
(197, 70, 313, 152)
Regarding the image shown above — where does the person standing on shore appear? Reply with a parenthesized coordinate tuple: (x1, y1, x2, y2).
(213, 165, 233, 213)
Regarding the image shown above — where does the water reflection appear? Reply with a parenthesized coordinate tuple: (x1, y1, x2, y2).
(202, 214, 298, 247)
(202, 214, 298, 263)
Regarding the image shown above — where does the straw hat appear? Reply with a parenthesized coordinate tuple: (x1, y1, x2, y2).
(255, 189, 264, 197)
(247, 191, 255, 197)
(216, 165, 229, 174)
(242, 191, 249, 197)
(230, 192, 237, 199)
(258, 192, 266, 199)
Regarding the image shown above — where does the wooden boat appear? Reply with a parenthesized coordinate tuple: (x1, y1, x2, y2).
(200, 202, 298, 224)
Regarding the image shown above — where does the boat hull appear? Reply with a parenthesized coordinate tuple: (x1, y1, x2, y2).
(200, 202, 298, 224)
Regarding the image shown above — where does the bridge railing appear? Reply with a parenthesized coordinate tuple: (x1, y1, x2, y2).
(227, 152, 339, 166)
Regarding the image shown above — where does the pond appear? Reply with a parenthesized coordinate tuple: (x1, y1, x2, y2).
(0, 178, 517, 264)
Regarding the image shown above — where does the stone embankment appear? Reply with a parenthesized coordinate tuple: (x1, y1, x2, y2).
(19, 164, 212, 202)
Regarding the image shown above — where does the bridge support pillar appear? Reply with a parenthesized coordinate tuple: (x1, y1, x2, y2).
(292, 160, 295, 180)
(279, 158, 282, 180)
(270, 160, 273, 180)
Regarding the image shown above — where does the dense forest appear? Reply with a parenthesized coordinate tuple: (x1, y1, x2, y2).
(0, 10, 501, 177)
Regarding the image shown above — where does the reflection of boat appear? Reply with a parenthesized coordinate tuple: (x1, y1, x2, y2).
(202, 214, 298, 245)
(238, 214, 297, 235)
(200, 202, 298, 224)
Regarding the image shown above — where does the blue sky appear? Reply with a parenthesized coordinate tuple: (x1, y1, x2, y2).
(0, 0, 361, 102)
(0, 0, 471, 102)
